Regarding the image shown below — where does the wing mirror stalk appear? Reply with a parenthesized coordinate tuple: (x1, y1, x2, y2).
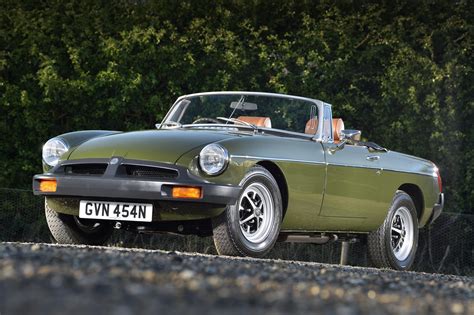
(329, 129, 361, 153)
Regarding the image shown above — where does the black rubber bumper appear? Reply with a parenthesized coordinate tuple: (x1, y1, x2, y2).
(33, 174, 241, 206)
(429, 193, 444, 224)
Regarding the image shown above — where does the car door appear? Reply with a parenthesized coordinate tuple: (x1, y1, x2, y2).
(320, 143, 387, 219)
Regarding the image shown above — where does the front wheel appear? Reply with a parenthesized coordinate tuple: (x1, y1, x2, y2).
(212, 166, 282, 257)
(367, 191, 419, 270)
(45, 199, 113, 245)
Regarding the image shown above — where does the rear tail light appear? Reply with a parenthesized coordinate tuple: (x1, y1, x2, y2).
(433, 166, 442, 193)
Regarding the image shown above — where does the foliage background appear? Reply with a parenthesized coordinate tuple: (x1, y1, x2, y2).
(0, 0, 472, 213)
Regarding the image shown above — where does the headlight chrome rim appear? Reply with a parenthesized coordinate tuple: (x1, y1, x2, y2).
(199, 144, 229, 176)
(42, 138, 69, 167)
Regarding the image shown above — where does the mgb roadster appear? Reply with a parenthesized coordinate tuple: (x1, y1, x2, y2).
(33, 91, 444, 270)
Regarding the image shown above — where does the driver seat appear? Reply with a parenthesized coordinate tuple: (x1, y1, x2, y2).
(237, 116, 272, 128)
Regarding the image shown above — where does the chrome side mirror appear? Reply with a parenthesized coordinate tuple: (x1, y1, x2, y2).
(329, 129, 362, 154)
(340, 129, 361, 144)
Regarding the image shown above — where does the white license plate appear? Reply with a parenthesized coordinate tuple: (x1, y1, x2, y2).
(79, 200, 153, 222)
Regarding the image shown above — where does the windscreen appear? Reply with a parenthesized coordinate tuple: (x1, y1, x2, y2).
(165, 93, 320, 135)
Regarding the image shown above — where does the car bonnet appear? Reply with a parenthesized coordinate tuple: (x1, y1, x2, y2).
(66, 129, 236, 164)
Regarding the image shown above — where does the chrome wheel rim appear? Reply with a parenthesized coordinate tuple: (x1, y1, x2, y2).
(390, 207, 414, 261)
(238, 182, 274, 243)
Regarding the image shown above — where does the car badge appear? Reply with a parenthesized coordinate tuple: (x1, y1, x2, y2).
(110, 157, 119, 165)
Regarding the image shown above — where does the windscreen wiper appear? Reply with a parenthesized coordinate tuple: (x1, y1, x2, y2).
(216, 117, 258, 131)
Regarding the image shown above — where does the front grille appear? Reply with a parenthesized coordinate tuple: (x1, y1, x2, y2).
(124, 165, 178, 179)
(64, 164, 108, 175)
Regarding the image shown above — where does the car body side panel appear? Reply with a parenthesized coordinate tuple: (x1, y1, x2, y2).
(381, 170, 437, 227)
(309, 144, 392, 232)
(321, 144, 390, 220)
(176, 135, 327, 230)
(274, 160, 326, 230)
(175, 134, 439, 231)
(378, 151, 439, 228)
(319, 145, 438, 231)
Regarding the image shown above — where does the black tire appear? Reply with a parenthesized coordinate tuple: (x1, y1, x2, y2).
(212, 165, 282, 257)
(45, 199, 113, 245)
(367, 191, 419, 270)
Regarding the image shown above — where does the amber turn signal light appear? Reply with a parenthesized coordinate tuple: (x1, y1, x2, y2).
(39, 179, 57, 192)
(172, 186, 202, 199)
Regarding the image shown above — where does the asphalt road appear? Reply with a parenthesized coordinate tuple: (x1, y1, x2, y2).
(0, 242, 472, 315)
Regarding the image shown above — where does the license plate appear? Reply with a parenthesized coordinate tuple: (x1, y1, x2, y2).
(79, 200, 153, 222)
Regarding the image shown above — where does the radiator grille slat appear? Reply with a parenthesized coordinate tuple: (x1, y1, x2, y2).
(124, 165, 178, 179)
(64, 164, 108, 175)
(62, 162, 179, 179)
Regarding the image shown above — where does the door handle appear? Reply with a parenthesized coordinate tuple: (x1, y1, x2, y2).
(366, 155, 380, 161)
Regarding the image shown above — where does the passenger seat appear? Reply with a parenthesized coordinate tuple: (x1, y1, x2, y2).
(305, 118, 345, 143)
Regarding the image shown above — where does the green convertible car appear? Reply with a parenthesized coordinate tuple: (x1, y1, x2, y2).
(33, 91, 444, 270)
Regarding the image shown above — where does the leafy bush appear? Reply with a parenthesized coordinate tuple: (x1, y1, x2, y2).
(0, 0, 472, 213)
(0, 189, 49, 242)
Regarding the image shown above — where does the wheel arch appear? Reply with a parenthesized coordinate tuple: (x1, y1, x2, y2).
(256, 160, 289, 219)
(397, 183, 424, 222)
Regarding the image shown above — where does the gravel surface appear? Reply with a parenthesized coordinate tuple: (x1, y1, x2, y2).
(0, 242, 473, 315)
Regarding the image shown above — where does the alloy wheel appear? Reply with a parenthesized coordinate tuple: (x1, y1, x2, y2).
(238, 182, 274, 243)
(390, 206, 414, 261)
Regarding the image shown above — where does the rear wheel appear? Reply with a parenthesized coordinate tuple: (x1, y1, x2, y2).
(45, 199, 113, 245)
(367, 191, 419, 270)
(212, 166, 282, 257)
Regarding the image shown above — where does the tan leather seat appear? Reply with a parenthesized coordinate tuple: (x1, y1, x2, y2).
(237, 116, 272, 128)
(305, 118, 345, 143)
(332, 118, 345, 142)
(305, 118, 318, 135)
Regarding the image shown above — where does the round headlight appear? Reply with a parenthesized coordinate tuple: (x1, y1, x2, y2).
(42, 138, 69, 167)
(199, 144, 229, 175)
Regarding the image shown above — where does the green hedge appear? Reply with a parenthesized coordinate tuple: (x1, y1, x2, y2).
(0, 0, 472, 213)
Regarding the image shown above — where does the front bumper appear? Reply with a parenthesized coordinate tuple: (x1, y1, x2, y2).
(429, 193, 444, 224)
(33, 158, 241, 206)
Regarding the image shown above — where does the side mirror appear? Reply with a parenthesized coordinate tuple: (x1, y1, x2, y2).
(329, 129, 362, 154)
(340, 129, 361, 144)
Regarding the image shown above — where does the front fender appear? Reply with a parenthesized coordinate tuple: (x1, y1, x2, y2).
(175, 145, 255, 187)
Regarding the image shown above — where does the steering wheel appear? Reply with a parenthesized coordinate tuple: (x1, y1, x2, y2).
(192, 117, 220, 124)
